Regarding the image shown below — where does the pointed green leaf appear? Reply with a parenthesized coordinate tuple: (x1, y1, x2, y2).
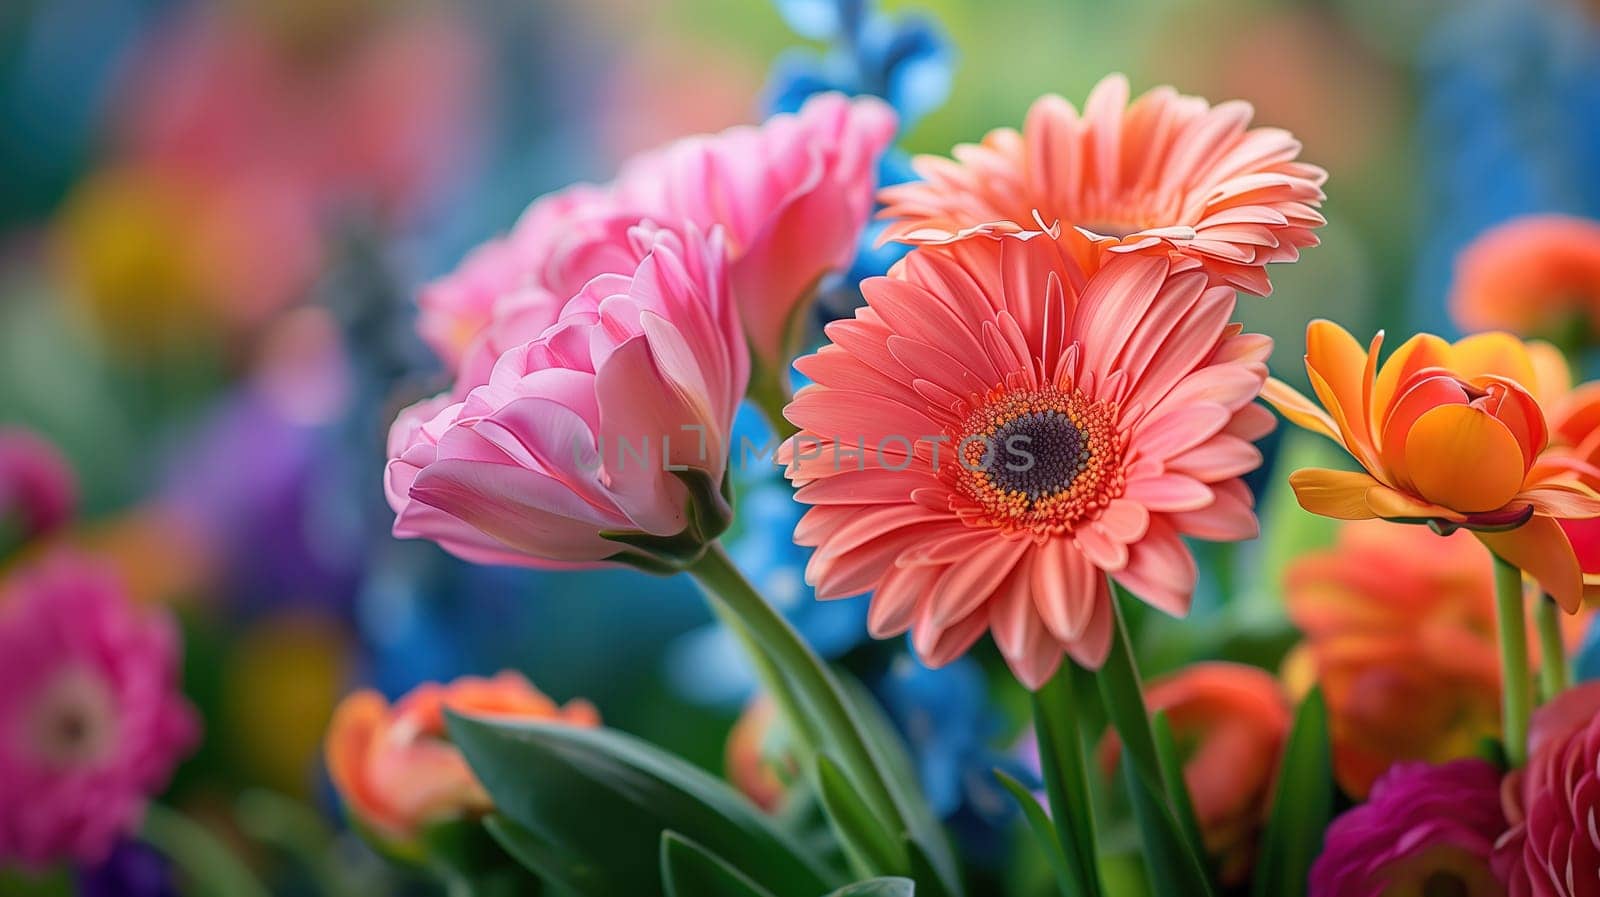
(1151, 711, 1209, 880)
(1120, 747, 1216, 897)
(825, 879, 916, 897)
(993, 769, 1078, 897)
(447, 714, 841, 897)
(1251, 689, 1333, 897)
(814, 753, 908, 877)
(660, 832, 780, 897)
(835, 677, 962, 897)
(484, 814, 609, 894)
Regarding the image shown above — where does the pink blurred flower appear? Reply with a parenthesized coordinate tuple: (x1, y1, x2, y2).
(417, 93, 897, 387)
(0, 554, 199, 867)
(0, 430, 77, 541)
(1310, 759, 1508, 897)
(387, 223, 748, 569)
(1494, 681, 1600, 897)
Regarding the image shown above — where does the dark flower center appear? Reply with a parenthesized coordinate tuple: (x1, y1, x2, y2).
(986, 410, 1090, 500)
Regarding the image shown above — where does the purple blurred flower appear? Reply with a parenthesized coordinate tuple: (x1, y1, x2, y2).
(1310, 758, 1508, 897)
(76, 838, 178, 897)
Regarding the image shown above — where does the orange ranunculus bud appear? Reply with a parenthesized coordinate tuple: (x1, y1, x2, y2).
(1097, 662, 1291, 885)
(724, 696, 793, 813)
(1283, 520, 1589, 798)
(1263, 321, 1600, 611)
(323, 671, 597, 843)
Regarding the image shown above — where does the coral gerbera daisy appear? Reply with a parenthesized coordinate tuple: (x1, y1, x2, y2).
(877, 74, 1327, 295)
(782, 234, 1273, 687)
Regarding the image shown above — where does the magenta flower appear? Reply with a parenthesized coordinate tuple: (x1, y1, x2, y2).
(416, 92, 896, 388)
(0, 429, 77, 542)
(0, 554, 199, 867)
(387, 222, 747, 569)
(1310, 758, 1508, 897)
(1494, 681, 1600, 897)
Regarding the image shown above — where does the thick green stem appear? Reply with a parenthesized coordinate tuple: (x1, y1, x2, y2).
(748, 361, 799, 442)
(1031, 662, 1104, 897)
(1536, 593, 1570, 702)
(1494, 557, 1532, 767)
(686, 543, 899, 834)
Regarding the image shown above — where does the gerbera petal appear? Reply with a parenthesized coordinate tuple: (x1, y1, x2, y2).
(1261, 378, 1342, 444)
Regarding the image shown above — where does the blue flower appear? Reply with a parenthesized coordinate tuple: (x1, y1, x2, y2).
(1412, 0, 1600, 336)
(876, 654, 1024, 826)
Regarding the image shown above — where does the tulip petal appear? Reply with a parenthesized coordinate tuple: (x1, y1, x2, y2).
(1403, 404, 1526, 514)
(1476, 517, 1584, 613)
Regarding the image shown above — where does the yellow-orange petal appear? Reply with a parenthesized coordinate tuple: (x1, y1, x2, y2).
(1476, 516, 1583, 613)
(1305, 320, 1379, 467)
(1527, 340, 1574, 408)
(1262, 378, 1341, 444)
(1362, 484, 1465, 522)
(1403, 404, 1526, 513)
(1287, 468, 1381, 520)
(1447, 331, 1539, 392)
(1371, 332, 1451, 433)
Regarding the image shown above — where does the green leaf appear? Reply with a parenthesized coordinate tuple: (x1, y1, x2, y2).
(993, 769, 1077, 896)
(834, 677, 962, 897)
(660, 832, 780, 897)
(814, 753, 909, 876)
(1151, 711, 1209, 881)
(447, 714, 840, 897)
(1029, 662, 1104, 897)
(825, 879, 916, 897)
(139, 803, 271, 897)
(1119, 747, 1216, 897)
(1251, 689, 1334, 897)
(484, 815, 606, 894)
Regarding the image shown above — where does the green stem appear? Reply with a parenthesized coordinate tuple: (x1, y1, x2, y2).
(686, 543, 900, 836)
(1493, 556, 1532, 767)
(140, 803, 271, 897)
(748, 361, 799, 442)
(1031, 662, 1104, 897)
(1097, 584, 1213, 890)
(1536, 592, 1570, 702)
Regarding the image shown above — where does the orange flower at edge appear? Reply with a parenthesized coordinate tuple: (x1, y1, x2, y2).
(1262, 320, 1600, 611)
(324, 671, 598, 843)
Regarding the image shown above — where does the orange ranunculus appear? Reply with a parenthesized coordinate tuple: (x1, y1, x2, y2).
(1449, 214, 1600, 345)
(724, 695, 792, 813)
(324, 672, 597, 843)
(1282, 520, 1588, 798)
(1098, 662, 1291, 885)
(1263, 320, 1600, 611)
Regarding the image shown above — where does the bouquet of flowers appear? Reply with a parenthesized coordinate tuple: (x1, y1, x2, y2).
(325, 10, 1600, 897)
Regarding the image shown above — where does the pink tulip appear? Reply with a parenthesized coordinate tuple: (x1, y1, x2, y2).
(386, 222, 747, 569)
(415, 93, 897, 391)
